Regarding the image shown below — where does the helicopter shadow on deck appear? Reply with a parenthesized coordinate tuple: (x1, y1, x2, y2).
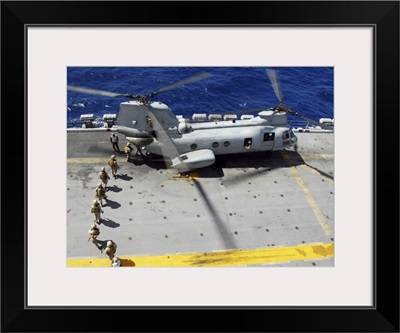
(214, 150, 306, 185)
(191, 178, 238, 250)
(127, 156, 169, 170)
(196, 149, 306, 179)
(122, 150, 307, 178)
(216, 150, 304, 169)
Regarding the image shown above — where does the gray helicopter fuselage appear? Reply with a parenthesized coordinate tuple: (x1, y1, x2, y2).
(118, 100, 297, 170)
(173, 117, 297, 155)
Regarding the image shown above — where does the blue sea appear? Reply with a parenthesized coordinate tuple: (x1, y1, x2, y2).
(67, 67, 333, 127)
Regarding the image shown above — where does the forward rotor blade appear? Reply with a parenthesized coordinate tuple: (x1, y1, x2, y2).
(266, 68, 284, 103)
(67, 85, 128, 98)
(155, 72, 213, 95)
(146, 110, 190, 172)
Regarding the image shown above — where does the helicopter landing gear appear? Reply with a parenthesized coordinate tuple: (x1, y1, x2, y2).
(139, 147, 150, 156)
(174, 172, 191, 179)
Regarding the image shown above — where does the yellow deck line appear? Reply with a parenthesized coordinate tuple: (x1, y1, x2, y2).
(67, 157, 128, 164)
(67, 243, 333, 267)
(290, 166, 333, 236)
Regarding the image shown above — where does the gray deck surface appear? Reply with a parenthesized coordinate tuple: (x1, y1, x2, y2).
(67, 130, 334, 267)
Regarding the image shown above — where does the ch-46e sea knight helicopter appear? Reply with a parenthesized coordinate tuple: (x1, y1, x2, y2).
(68, 69, 321, 173)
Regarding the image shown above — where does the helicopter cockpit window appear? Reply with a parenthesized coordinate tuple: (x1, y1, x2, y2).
(264, 133, 275, 141)
(283, 130, 290, 140)
(190, 144, 197, 150)
(212, 142, 219, 148)
(223, 141, 230, 147)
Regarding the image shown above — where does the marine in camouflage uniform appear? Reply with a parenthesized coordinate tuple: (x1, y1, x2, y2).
(88, 224, 101, 249)
(104, 240, 117, 260)
(98, 167, 110, 189)
(91, 200, 104, 224)
(95, 183, 108, 206)
(124, 143, 133, 162)
(108, 155, 119, 178)
(111, 257, 121, 267)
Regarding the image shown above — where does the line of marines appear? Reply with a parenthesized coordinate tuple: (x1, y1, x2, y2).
(88, 154, 121, 267)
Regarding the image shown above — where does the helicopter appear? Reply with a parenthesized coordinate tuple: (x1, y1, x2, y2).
(67, 68, 324, 173)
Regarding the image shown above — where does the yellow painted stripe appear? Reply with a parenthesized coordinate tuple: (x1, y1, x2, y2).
(67, 243, 333, 267)
(67, 157, 129, 164)
(290, 166, 333, 236)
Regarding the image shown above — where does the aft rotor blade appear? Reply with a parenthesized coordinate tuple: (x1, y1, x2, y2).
(296, 114, 321, 127)
(287, 108, 321, 127)
(67, 85, 128, 98)
(154, 72, 213, 95)
(221, 108, 265, 116)
(266, 68, 284, 103)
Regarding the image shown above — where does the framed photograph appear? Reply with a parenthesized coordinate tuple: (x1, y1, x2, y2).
(3, 1, 398, 332)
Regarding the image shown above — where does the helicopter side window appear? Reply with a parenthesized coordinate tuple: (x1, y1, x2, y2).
(212, 142, 219, 148)
(190, 144, 197, 150)
(264, 133, 275, 141)
(244, 138, 252, 149)
(223, 141, 230, 147)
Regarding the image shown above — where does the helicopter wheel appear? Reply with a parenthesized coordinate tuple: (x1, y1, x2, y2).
(215, 167, 224, 177)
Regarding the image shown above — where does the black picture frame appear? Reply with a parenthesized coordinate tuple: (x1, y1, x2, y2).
(2, 1, 399, 332)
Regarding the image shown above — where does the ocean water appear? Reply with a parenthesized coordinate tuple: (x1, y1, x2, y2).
(67, 67, 333, 127)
